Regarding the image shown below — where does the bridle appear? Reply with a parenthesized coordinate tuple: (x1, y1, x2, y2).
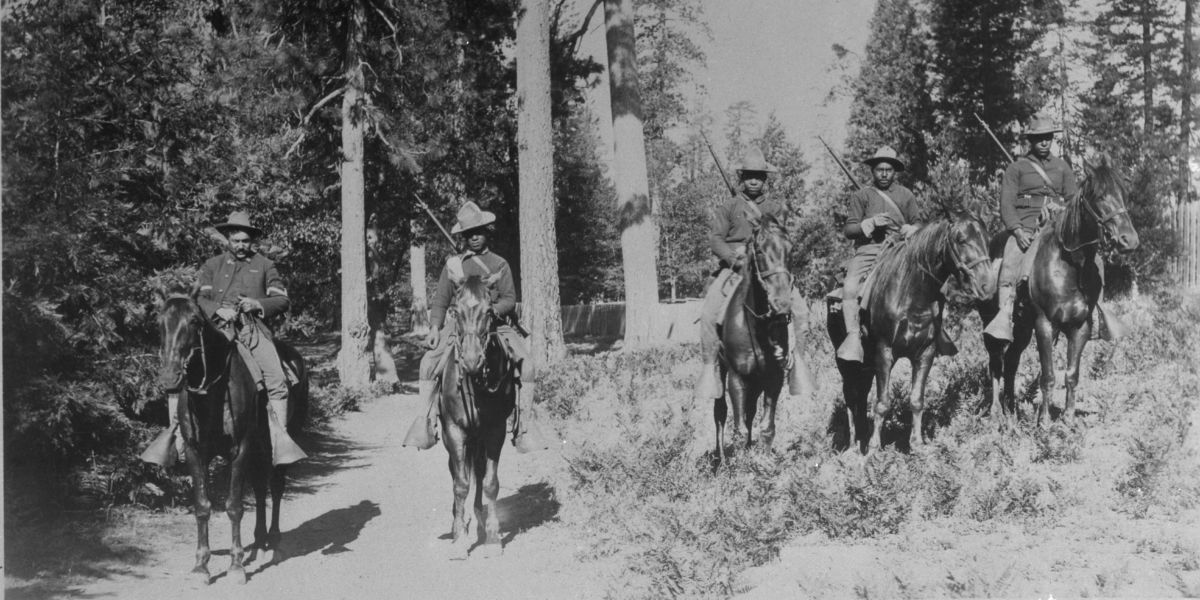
(1059, 190, 1129, 253)
(744, 226, 793, 321)
(162, 294, 227, 396)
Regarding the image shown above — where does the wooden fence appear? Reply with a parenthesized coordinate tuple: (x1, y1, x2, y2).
(557, 300, 703, 342)
(1173, 201, 1200, 290)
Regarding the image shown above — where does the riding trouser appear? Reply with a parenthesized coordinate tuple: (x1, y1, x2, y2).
(838, 242, 883, 362)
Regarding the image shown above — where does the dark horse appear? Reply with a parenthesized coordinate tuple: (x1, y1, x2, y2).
(438, 275, 516, 559)
(156, 291, 307, 584)
(715, 214, 793, 464)
(827, 218, 993, 454)
(977, 155, 1138, 428)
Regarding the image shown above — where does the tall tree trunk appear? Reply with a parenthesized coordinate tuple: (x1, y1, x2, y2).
(516, 0, 566, 367)
(604, 0, 659, 349)
(336, 3, 372, 389)
(1141, 0, 1154, 133)
(409, 229, 430, 336)
(1182, 0, 1195, 201)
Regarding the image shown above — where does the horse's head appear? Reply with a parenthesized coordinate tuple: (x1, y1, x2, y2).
(1080, 154, 1139, 252)
(450, 275, 496, 376)
(945, 216, 994, 301)
(156, 288, 204, 393)
(748, 214, 794, 317)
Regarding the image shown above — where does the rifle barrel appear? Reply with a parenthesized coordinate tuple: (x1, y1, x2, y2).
(699, 129, 737, 197)
(973, 112, 1014, 163)
(414, 194, 458, 247)
(818, 136, 862, 191)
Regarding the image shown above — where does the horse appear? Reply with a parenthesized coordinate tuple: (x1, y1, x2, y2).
(977, 155, 1138, 428)
(714, 214, 794, 465)
(156, 290, 307, 584)
(826, 217, 993, 454)
(438, 275, 517, 559)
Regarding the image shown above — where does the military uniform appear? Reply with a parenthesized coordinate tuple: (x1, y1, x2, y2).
(693, 146, 814, 402)
(837, 146, 921, 362)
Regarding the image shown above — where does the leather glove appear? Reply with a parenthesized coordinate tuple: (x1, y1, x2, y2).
(899, 224, 919, 239)
(215, 306, 238, 322)
(1013, 228, 1034, 251)
(426, 329, 440, 349)
(860, 218, 876, 238)
(731, 247, 747, 272)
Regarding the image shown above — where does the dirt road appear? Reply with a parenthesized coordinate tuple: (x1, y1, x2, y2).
(53, 390, 614, 600)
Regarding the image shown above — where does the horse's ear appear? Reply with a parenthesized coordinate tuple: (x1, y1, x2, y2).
(152, 286, 167, 308)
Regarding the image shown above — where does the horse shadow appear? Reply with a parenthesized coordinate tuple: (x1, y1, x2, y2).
(246, 499, 382, 576)
(496, 482, 561, 545)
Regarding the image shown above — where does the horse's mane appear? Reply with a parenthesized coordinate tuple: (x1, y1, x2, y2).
(875, 221, 955, 285)
(1077, 155, 1127, 205)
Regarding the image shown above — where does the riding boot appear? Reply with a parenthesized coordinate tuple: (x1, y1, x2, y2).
(693, 312, 723, 400)
(402, 379, 439, 450)
(1093, 304, 1129, 341)
(513, 380, 551, 454)
(268, 397, 308, 466)
(785, 318, 816, 397)
(140, 392, 182, 467)
(984, 285, 1016, 341)
(836, 297, 864, 363)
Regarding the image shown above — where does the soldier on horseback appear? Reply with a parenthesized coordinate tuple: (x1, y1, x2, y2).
(404, 201, 549, 453)
(984, 113, 1127, 342)
(693, 146, 814, 402)
(836, 146, 922, 363)
(143, 211, 307, 467)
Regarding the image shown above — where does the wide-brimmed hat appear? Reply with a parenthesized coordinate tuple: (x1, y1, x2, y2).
(1023, 114, 1062, 137)
(214, 210, 263, 237)
(734, 146, 779, 173)
(862, 146, 906, 171)
(451, 201, 497, 234)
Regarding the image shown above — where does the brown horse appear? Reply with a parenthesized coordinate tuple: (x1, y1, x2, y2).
(827, 217, 992, 454)
(977, 155, 1138, 428)
(715, 214, 794, 464)
(156, 291, 307, 584)
(438, 275, 516, 559)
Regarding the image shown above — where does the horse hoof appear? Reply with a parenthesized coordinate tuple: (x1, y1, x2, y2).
(477, 543, 503, 559)
(228, 567, 247, 585)
(192, 568, 212, 586)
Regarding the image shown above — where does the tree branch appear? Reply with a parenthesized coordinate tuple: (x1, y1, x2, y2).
(563, 0, 602, 57)
(303, 86, 347, 124)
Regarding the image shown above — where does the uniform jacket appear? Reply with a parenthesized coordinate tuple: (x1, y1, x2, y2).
(1000, 154, 1078, 232)
(708, 192, 787, 266)
(197, 252, 290, 324)
(844, 183, 921, 248)
(429, 249, 517, 329)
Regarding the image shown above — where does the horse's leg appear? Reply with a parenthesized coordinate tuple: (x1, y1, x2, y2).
(185, 446, 213, 584)
(1062, 323, 1089, 426)
(984, 336, 1005, 427)
(268, 465, 287, 560)
(727, 372, 747, 444)
(908, 347, 937, 448)
(714, 393, 728, 466)
(760, 375, 782, 449)
(743, 380, 759, 450)
(444, 423, 471, 560)
(1033, 314, 1057, 427)
(247, 455, 267, 566)
(1004, 323, 1033, 430)
(475, 421, 506, 559)
(868, 344, 894, 453)
(225, 438, 252, 585)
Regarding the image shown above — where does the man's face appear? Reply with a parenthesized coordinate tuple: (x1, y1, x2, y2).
(1028, 133, 1054, 159)
(465, 229, 488, 253)
(871, 163, 896, 189)
(740, 170, 767, 197)
(228, 231, 254, 259)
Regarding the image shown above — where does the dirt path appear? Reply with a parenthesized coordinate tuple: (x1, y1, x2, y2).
(50, 389, 611, 600)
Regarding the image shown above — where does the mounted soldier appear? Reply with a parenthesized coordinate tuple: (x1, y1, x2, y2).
(142, 210, 307, 467)
(836, 146, 922, 363)
(403, 201, 548, 453)
(984, 113, 1127, 341)
(693, 146, 814, 402)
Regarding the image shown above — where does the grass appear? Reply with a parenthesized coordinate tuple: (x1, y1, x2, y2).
(538, 290, 1200, 599)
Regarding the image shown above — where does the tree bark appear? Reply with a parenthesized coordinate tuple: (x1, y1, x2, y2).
(336, 2, 372, 389)
(604, 0, 659, 349)
(1141, 0, 1154, 134)
(409, 236, 430, 335)
(1182, 0, 1195, 201)
(516, 0, 566, 367)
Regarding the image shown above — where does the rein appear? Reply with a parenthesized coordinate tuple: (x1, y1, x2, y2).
(1058, 190, 1128, 254)
(743, 229, 793, 322)
(164, 294, 228, 396)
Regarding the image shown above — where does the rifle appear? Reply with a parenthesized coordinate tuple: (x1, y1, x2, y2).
(817, 136, 862, 191)
(413, 193, 458, 248)
(699, 129, 737, 197)
(973, 112, 1014, 163)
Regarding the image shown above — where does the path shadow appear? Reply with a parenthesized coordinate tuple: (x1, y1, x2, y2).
(497, 482, 560, 545)
(251, 499, 382, 576)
